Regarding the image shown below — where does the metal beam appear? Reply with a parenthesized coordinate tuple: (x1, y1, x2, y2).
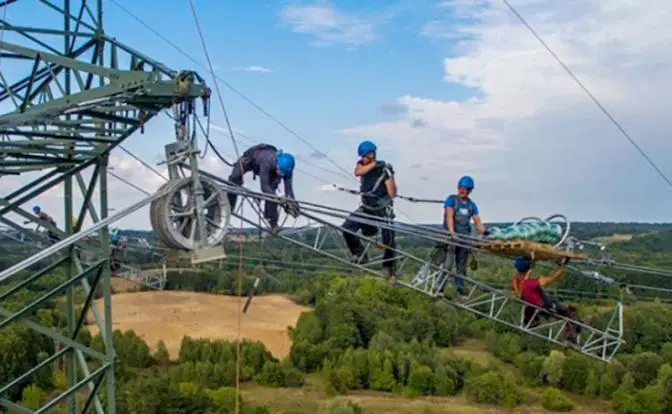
(0, 1, 210, 412)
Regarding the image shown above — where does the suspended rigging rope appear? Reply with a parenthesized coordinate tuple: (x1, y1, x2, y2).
(500, 0, 672, 189)
(331, 184, 444, 204)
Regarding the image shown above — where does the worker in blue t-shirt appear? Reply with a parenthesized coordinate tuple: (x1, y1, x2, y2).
(431, 176, 485, 296)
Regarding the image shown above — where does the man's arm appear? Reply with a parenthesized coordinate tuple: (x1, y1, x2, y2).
(354, 160, 377, 177)
(443, 196, 455, 232)
(283, 177, 295, 199)
(473, 215, 486, 234)
(470, 202, 485, 234)
(384, 175, 397, 198)
(539, 264, 566, 288)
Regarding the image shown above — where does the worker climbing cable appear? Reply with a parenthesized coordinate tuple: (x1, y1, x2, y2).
(512, 256, 582, 343)
(226, 143, 299, 233)
(341, 140, 398, 285)
(431, 176, 486, 297)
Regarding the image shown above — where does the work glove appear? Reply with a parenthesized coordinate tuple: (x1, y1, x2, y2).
(282, 199, 301, 218)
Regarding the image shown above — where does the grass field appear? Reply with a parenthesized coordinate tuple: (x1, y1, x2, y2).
(592, 233, 634, 244)
(242, 372, 613, 414)
(89, 291, 310, 359)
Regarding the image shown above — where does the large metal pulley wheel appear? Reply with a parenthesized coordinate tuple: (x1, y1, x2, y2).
(150, 176, 231, 250)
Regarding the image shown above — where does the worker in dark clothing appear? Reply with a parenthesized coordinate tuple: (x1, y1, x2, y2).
(31, 205, 60, 244)
(513, 256, 582, 343)
(109, 232, 126, 273)
(342, 140, 398, 284)
(227, 144, 299, 233)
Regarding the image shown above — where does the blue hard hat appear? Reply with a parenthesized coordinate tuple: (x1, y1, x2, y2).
(33, 205, 41, 213)
(514, 256, 533, 273)
(276, 153, 295, 177)
(357, 140, 377, 157)
(458, 176, 474, 190)
(111, 235, 121, 244)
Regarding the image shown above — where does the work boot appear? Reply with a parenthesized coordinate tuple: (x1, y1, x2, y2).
(385, 267, 396, 286)
(352, 253, 369, 266)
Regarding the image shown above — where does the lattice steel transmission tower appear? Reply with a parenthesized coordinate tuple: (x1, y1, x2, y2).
(0, 1, 210, 412)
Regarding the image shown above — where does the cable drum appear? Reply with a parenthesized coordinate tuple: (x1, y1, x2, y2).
(150, 177, 231, 250)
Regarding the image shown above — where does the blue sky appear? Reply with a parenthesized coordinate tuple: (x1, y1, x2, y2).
(102, 0, 479, 158)
(3, 0, 672, 228)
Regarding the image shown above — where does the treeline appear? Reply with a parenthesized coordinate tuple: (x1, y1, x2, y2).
(286, 277, 672, 413)
(10, 329, 300, 413)
(5, 271, 672, 412)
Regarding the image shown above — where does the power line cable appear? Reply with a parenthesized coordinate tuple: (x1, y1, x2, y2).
(500, 0, 672, 188)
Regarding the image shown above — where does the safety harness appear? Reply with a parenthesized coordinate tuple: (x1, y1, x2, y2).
(362, 164, 395, 214)
(453, 195, 474, 218)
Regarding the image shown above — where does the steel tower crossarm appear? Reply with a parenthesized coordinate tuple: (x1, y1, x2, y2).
(0, 38, 209, 175)
(0, 1, 210, 413)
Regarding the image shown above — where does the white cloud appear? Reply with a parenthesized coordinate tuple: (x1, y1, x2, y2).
(340, 0, 672, 222)
(280, 2, 377, 46)
(234, 65, 273, 73)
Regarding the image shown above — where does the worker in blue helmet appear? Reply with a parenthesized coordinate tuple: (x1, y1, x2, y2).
(110, 234, 122, 246)
(431, 176, 486, 297)
(511, 256, 580, 343)
(227, 143, 299, 233)
(109, 233, 126, 273)
(28, 205, 60, 244)
(342, 139, 398, 284)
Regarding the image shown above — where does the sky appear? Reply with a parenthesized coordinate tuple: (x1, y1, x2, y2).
(3, 0, 672, 231)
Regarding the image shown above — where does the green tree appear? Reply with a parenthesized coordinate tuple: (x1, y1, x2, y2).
(154, 339, 170, 366)
(613, 373, 640, 414)
(542, 351, 566, 387)
(541, 388, 574, 412)
(584, 369, 600, 397)
(466, 371, 522, 407)
(561, 354, 591, 393)
(433, 364, 456, 396)
(628, 352, 664, 388)
(406, 365, 434, 396)
(656, 364, 672, 414)
(20, 384, 45, 410)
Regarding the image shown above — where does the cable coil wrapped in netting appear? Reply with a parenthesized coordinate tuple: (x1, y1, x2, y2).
(487, 221, 564, 244)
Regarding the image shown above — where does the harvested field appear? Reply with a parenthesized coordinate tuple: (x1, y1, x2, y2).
(89, 291, 310, 359)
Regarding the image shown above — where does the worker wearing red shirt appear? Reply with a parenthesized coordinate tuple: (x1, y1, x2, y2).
(512, 256, 581, 343)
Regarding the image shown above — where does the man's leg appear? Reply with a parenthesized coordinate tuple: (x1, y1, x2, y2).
(47, 231, 60, 245)
(523, 305, 538, 327)
(264, 196, 281, 230)
(226, 160, 245, 212)
(342, 208, 367, 263)
(380, 215, 396, 281)
(454, 245, 470, 295)
(555, 301, 582, 343)
(429, 242, 449, 293)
